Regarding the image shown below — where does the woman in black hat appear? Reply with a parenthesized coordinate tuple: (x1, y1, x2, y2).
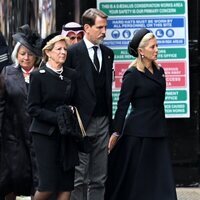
(27, 34, 79, 200)
(0, 24, 42, 199)
(105, 28, 177, 200)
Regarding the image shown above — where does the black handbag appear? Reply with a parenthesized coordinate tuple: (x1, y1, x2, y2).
(56, 105, 93, 153)
(56, 105, 79, 137)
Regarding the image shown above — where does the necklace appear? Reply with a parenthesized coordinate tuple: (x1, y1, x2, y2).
(46, 63, 64, 80)
(56, 69, 64, 80)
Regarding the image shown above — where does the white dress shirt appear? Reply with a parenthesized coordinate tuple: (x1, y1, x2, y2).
(83, 36, 102, 72)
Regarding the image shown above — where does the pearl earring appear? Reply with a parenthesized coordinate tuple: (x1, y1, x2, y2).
(141, 55, 144, 58)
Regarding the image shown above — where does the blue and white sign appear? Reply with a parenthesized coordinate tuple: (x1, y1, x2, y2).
(104, 17, 186, 47)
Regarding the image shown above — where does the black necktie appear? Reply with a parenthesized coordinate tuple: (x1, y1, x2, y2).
(92, 46, 100, 72)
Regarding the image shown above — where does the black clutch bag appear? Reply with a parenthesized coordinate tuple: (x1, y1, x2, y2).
(56, 105, 93, 153)
(56, 105, 79, 138)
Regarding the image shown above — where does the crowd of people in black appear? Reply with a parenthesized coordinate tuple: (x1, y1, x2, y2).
(0, 7, 177, 200)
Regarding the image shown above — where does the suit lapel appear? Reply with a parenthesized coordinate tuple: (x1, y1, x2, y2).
(100, 45, 112, 93)
(13, 67, 28, 97)
(144, 66, 165, 87)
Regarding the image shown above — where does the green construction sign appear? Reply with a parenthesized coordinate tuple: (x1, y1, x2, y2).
(114, 48, 186, 61)
(100, 1, 185, 16)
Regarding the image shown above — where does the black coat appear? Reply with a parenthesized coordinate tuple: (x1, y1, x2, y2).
(105, 65, 177, 200)
(0, 64, 37, 195)
(28, 66, 77, 134)
(27, 66, 79, 170)
(65, 40, 114, 131)
(114, 65, 167, 137)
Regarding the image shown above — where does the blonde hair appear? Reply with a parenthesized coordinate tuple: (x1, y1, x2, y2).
(129, 32, 159, 71)
(42, 35, 70, 62)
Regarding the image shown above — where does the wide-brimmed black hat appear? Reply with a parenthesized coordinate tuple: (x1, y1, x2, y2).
(128, 28, 151, 57)
(12, 24, 42, 57)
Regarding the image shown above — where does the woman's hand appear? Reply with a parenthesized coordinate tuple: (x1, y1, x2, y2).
(108, 132, 119, 154)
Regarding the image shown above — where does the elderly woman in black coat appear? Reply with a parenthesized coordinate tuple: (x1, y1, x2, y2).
(0, 24, 42, 199)
(105, 28, 177, 200)
(27, 34, 79, 200)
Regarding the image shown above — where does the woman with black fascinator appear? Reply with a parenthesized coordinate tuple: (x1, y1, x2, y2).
(0, 24, 42, 199)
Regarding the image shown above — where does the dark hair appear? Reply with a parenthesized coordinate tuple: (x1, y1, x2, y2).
(82, 8, 107, 26)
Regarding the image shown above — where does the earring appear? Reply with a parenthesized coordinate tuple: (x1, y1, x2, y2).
(141, 55, 144, 58)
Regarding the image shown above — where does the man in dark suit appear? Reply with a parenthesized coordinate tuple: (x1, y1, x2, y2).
(65, 8, 114, 200)
(0, 31, 12, 72)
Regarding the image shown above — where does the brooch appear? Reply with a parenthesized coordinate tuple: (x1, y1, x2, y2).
(39, 69, 46, 73)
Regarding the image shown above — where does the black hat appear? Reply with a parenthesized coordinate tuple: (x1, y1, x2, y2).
(128, 28, 151, 57)
(12, 24, 42, 57)
(41, 32, 60, 50)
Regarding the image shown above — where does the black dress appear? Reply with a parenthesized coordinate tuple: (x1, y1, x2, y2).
(105, 66, 177, 200)
(28, 66, 79, 192)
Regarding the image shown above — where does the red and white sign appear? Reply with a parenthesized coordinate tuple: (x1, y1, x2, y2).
(159, 61, 187, 88)
(114, 62, 129, 89)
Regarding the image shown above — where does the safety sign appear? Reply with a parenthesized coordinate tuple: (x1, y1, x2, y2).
(104, 17, 186, 47)
(97, 0, 189, 118)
